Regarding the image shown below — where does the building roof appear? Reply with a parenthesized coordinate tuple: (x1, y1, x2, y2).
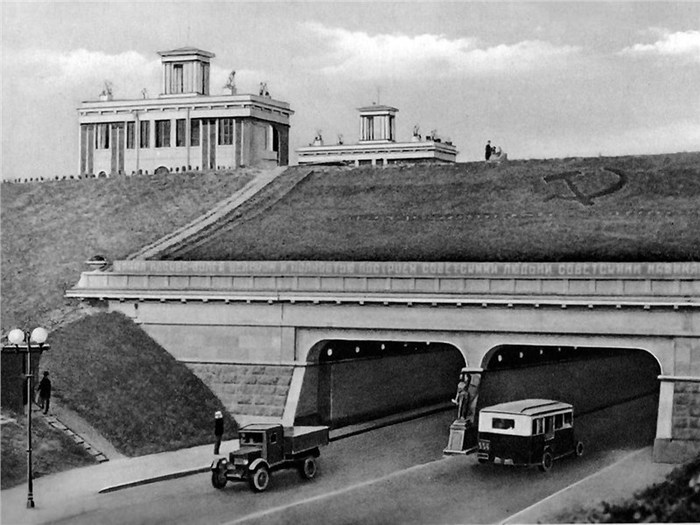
(357, 104, 399, 113)
(157, 47, 216, 58)
(481, 399, 573, 416)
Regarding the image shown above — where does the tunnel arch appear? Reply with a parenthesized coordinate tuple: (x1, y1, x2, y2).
(295, 339, 465, 428)
(476, 344, 661, 425)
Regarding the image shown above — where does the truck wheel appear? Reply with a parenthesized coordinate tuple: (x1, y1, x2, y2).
(249, 465, 270, 492)
(539, 450, 553, 472)
(299, 457, 317, 479)
(211, 461, 227, 489)
(575, 441, 584, 457)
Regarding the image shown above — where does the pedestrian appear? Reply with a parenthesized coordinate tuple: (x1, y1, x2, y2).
(36, 371, 51, 414)
(485, 140, 492, 161)
(214, 410, 224, 454)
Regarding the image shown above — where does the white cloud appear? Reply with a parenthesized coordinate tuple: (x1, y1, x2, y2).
(619, 30, 700, 63)
(4, 48, 161, 99)
(302, 22, 580, 79)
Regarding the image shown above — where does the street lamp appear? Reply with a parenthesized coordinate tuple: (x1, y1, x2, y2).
(4, 327, 50, 509)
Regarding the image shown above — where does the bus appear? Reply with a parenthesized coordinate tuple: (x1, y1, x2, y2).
(477, 399, 584, 472)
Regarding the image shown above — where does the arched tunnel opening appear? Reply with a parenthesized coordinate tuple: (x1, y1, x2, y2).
(295, 340, 465, 428)
(473, 345, 661, 451)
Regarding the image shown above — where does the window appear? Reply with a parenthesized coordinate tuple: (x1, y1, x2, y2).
(545, 416, 554, 434)
(241, 433, 263, 445)
(176, 119, 186, 147)
(270, 433, 277, 444)
(155, 120, 171, 148)
(172, 64, 184, 94)
(202, 63, 210, 94)
(554, 414, 564, 429)
(366, 116, 374, 140)
(532, 418, 544, 435)
(492, 418, 515, 430)
(218, 118, 233, 145)
(95, 124, 110, 149)
(190, 119, 200, 146)
(563, 412, 573, 427)
(265, 125, 279, 152)
(139, 121, 150, 148)
(126, 122, 135, 149)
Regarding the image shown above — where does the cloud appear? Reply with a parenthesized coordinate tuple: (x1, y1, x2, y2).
(302, 22, 580, 79)
(4, 48, 161, 99)
(619, 30, 700, 63)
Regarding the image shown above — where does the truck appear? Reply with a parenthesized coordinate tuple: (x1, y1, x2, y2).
(210, 423, 330, 492)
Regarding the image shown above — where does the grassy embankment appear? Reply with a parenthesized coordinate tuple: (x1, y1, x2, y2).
(1, 170, 256, 487)
(168, 153, 700, 262)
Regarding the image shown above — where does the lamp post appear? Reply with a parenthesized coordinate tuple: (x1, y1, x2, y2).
(4, 327, 49, 509)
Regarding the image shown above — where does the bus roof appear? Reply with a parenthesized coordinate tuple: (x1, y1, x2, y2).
(480, 399, 573, 416)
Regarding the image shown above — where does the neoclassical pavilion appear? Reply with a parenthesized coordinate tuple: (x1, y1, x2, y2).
(77, 47, 293, 177)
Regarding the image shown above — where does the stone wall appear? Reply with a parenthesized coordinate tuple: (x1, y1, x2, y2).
(186, 363, 294, 418)
(673, 381, 700, 441)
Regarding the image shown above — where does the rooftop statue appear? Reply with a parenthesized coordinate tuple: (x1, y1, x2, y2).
(224, 71, 237, 95)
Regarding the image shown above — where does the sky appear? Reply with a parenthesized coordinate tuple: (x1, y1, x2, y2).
(2, 1, 700, 179)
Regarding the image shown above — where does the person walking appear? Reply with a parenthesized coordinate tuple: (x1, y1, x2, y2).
(36, 371, 51, 414)
(485, 140, 492, 161)
(214, 410, 224, 455)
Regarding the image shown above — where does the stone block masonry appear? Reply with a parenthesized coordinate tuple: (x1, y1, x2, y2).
(186, 363, 294, 419)
(673, 382, 700, 441)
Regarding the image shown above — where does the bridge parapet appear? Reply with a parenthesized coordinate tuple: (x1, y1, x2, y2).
(68, 260, 700, 305)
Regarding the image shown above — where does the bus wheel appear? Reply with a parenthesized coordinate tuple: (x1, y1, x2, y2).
(539, 451, 553, 472)
(575, 441, 584, 457)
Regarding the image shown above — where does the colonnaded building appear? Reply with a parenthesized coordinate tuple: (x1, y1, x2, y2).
(77, 47, 293, 177)
(296, 103, 458, 166)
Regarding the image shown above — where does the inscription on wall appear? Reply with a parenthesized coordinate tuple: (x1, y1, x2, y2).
(114, 260, 700, 279)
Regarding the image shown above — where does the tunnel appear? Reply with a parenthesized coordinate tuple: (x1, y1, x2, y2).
(294, 340, 465, 428)
(473, 344, 661, 450)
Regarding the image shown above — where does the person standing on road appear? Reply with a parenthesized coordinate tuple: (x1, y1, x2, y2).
(214, 411, 224, 454)
(37, 371, 51, 414)
(485, 140, 492, 161)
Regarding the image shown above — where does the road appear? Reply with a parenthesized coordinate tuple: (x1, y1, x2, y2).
(51, 395, 657, 525)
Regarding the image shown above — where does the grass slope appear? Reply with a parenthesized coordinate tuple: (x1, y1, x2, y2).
(1, 170, 255, 332)
(1, 409, 96, 489)
(40, 311, 237, 457)
(168, 153, 700, 262)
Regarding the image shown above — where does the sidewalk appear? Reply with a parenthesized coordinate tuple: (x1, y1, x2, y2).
(1, 438, 240, 525)
(501, 446, 677, 524)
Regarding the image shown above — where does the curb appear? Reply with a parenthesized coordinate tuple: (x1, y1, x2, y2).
(97, 406, 454, 494)
(98, 466, 210, 494)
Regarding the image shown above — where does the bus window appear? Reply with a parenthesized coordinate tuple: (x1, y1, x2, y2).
(532, 418, 544, 435)
(563, 412, 573, 427)
(554, 414, 563, 429)
(545, 416, 554, 434)
(492, 418, 515, 430)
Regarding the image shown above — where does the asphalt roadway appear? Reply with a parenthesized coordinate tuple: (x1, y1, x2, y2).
(43, 394, 658, 525)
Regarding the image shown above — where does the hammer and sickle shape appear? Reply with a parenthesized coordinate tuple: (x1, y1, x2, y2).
(544, 167, 627, 206)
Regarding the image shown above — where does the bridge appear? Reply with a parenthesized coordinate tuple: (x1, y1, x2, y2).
(68, 258, 700, 462)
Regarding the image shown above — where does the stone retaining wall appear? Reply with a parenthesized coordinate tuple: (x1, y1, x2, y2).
(186, 363, 294, 418)
(673, 381, 700, 441)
